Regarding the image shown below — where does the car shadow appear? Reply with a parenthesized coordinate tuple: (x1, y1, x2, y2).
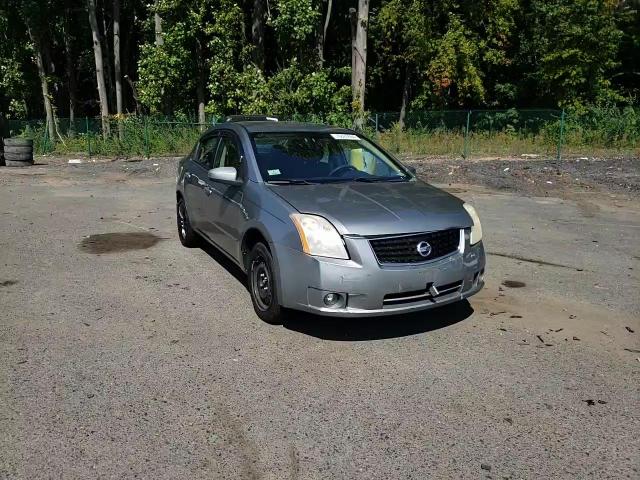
(200, 242, 248, 290)
(282, 300, 474, 341)
(200, 241, 474, 341)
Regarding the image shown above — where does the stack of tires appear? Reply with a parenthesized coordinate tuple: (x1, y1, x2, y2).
(2, 138, 34, 167)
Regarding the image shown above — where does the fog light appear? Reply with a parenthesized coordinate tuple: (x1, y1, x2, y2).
(323, 293, 341, 306)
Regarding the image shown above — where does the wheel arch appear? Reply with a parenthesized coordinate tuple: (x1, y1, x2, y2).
(242, 224, 286, 306)
(241, 227, 271, 270)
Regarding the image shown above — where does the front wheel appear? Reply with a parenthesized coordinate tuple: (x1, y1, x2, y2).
(247, 243, 285, 324)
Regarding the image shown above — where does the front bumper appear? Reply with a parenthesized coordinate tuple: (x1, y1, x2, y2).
(273, 234, 485, 317)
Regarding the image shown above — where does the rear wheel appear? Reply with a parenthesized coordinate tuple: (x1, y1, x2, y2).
(248, 243, 284, 324)
(176, 196, 200, 247)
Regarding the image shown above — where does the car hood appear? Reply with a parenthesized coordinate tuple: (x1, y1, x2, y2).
(270, 180, 472, 236)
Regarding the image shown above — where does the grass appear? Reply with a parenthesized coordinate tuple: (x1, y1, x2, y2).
(377, 129, 639, 159)
(6, 107, 639, 159)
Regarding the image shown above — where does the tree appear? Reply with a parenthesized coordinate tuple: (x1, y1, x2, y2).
(351, 0, 369, 117)
(270, 0, 320, 66)
(20, 0, 58, 142)
(113, 0, 124, 140)
(1, 0, 638, 124)
(612, 0, 640, 100)
(87, 0, 110, 135)
(316, 0, 333, 68)
(0, 0, 34, 119)
(27, 27, 57, 142)
(138, 0, 214, 117)
(114, 0, 123, 117)
(251, 0, 266, 70)
(62, 4, 78, 129)
(522, 0, 623, 108)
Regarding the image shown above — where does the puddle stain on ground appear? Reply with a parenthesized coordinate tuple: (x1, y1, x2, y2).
(0, 280, 18, 287)
(502, 280, 526, 288)
(79, 232, 162, 254)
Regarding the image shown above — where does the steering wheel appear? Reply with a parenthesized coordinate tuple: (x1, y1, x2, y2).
(329, 164, 359, 177)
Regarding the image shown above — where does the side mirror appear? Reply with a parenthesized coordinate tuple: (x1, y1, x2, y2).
(406, 165, 417, 175)
(208, 166, 241, 186)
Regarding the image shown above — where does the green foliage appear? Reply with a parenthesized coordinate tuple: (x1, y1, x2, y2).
(10, 107, 637, 160)
(138, 26, 195, 113)
(372, 0, 519, 109)
(525, 0, 624, 108)
(259, 63, 350, 117)
(0, 0, 34, 118)
(560, 105, 640, 147)
(1, 0, 638, 130)
(269, 0, 320, 45)
(424, 14, 485, 106)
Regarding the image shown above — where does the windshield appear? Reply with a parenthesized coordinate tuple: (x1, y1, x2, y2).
(251, 132, 411, 184)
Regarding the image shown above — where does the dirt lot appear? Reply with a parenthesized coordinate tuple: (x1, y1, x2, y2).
(1, 155, 639, 479)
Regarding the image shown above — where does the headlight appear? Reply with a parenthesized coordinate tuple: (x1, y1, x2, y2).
(463, 203, 483, 245)
(290, 213, 349, 259)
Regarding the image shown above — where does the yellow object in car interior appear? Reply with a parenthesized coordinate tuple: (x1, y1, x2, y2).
(350, 148, 376, 174)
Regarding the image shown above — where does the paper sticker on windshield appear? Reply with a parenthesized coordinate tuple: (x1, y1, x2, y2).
(268, 169, 281, 176)
(330, 133, 360, 141)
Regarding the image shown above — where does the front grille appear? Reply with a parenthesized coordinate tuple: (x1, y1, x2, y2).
(383, 280, 463, 305)
(369, 229, 460, 264)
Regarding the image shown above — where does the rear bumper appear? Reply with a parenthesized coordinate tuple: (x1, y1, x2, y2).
(273, 235, 485, 318)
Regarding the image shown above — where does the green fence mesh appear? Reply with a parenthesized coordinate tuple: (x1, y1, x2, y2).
(3, 108, 638, 159)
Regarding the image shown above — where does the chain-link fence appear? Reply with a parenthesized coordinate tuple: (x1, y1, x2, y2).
(368, 109, 568, 158)
(5, 116, 211, 158)
(4, 108, 638, 159)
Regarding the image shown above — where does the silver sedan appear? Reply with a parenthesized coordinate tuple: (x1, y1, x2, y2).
(176, 118, 485, 323)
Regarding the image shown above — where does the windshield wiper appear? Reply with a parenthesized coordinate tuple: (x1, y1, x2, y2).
(266, 179, 317, 185)
(352, 175, 408, 183)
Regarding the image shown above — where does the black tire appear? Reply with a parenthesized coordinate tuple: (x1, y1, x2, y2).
(5, 153, 33, 162)
(5, 159, 33, 167)
(3, 145, 33, 154)
(176, 196, 200, 247)
(3, 138, 33, 147)
(247, 242, 285, 324)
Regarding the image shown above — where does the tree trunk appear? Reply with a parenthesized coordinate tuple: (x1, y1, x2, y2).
(28, 28, 57, 145)
(113, 0, 123, 139)
(349, 8, 357, 95)
(63, 13, 77, 135)
(251, 0, 266, 71)
(316, 0, 332, 68)
(352, 0, 369, 116)
(87, 0, 110, 136)
(399, 65, 411, 130)
(154, 3, 164, 113)
(102, 5, 115, 110)
(125, 75, 142, 115)
(113, 0, 122, 115)
(195, 38, 206, 130)
(154, 9, 163, 46)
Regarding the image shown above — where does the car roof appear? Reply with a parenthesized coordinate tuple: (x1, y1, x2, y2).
(204, 121, 355, 136)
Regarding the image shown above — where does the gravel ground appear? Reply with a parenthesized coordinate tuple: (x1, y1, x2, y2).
(0, 156, 639, 479)
(404, 155, 640, 199)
